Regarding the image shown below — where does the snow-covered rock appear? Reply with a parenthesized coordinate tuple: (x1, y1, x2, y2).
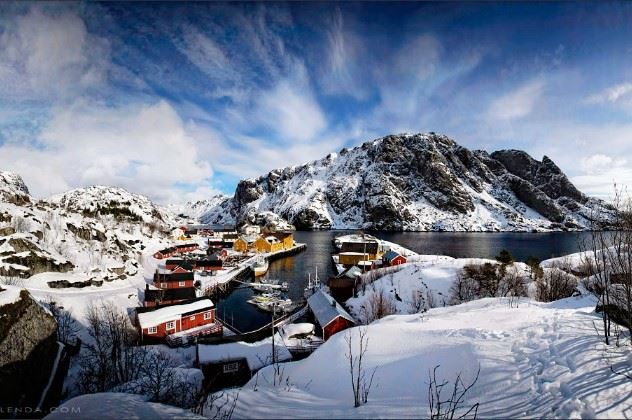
(0, 170, 31, 205)
(49, 185, 166, 224)
(202, 133, 613, 232)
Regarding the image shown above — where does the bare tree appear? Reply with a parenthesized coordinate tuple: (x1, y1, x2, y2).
(428, 365, 480, 419)
(77, 301, 147, 393)
(44, 297, 79, 344)
(345, 327, 377, 408)
(360, 288, 396, 324)
(499, 266, 527, 308)
(449, 272, 479, 305)
(535, 268, 578, 302)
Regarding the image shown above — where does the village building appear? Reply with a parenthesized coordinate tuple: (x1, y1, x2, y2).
(307, 289, 356, 340)
(327, 266, 363, 302)
(175, 243, 199, 253)
(338, 252, 371, 267)
(152, 247, 177, 259)
(196, 339, 292, 391)
(254, 235, 284, 253)
(136, 298, 221, 345)
(154, 270, 195, 289)
(382, 250, 407, 266)
(340, 241, 379, 259)
(143, 284, 197, 307)
(233, 235, 258, 253)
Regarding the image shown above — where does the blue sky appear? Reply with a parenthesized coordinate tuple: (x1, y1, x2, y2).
(1, 2, 632, 203)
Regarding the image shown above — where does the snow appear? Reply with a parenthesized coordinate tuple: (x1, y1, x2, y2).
(0, 284, 23, 305)
(44, 393, 204, 419)
(137, 299, 214, 329)
(224, 295, 632, 418)
(308, 289, 355, 327)
(198, 336, 292, 371)
(279, 323, 315, 339)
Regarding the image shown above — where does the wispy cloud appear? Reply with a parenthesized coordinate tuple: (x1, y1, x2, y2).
(487, 79, 545, 121)
(585, 82, 632, 104)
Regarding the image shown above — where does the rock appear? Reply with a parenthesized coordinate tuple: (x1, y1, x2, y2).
(183, 132, 613, 232)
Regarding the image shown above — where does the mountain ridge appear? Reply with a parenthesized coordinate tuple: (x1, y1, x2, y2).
(196, 132, 612, 231)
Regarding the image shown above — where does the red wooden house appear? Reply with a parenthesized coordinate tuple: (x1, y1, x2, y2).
(143, 283, 197, 307)
(176, 243, 199, 253)
(154, 270, 195, 289)
(153, 247, 177, 259)
(307, 289, 356, 340)
(137, 298, 222, 344)
(383, 251, 407, 266)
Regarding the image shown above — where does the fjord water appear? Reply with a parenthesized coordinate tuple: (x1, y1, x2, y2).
(215, 230, 589, 332)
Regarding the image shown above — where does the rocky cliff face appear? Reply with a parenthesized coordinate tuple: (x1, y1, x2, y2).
(201, 133, 611, 231)
(0, 288, 59, 411)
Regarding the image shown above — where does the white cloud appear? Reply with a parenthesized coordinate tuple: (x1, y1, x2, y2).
(580, 154, 627, 174)
(0, 6, 110, 101)
(256, 68, 327, 142)
(487, 79, 545, 121)
(585, 82, 632, 104)
(0, 100, 216, 204)
(572, 167, 632, 201)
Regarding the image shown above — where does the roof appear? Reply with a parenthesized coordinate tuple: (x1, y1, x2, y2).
(137, 299, 214, 329)
(156, 247, 176, 255)
(383, 250, 403, 262)
(338, 266, 363, 279)
(145, 287, 197, 303)
(176, 243, 198, 249)
(307, 289, 355, 329)
(155, 271, 194, 281)
(341, 241, 379, 254)
(264, 236, 280, 244)
(237, 235, 258, 244)
(197, 337, 292, 371)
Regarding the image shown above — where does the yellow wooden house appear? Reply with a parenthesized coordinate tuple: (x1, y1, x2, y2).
(234, 235, 257, 253)
(253, 232, 294, 254)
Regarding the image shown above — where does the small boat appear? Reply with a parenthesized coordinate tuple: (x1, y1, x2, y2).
(252, 255, 269, 277)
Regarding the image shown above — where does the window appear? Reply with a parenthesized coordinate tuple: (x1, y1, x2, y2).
(148, 326, 157, 334)
(160, 283, 167, 288)
(190, 316, 196, 321)
(179, 281, 185, 287)
(204, 311, 212, 320)
(166, 321, 176, 330)
(223, 362, 239, 373)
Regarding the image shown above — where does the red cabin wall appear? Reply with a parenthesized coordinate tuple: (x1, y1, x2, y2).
(153, 279, 194, 289)
(323, 317, 354, 340)
(141, 308, 214, 339)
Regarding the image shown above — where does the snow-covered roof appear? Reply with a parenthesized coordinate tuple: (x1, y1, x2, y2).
(307, 289, 355, 329)
(383, 250, 403, 262)
(198, 337, 292, 371)
(137, 299, 214, 329)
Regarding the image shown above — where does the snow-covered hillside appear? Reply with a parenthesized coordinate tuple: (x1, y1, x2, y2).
(49, 185, 168, 224)
(165, 195, 231, 224)
(0, 171, 173, 278)
(226, 295, 630, 418)
(202, 133, 612, 232)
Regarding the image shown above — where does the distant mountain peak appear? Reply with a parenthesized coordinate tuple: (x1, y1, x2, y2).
(201, 132, 612, 232)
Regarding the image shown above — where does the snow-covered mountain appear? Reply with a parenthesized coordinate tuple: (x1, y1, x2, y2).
(203, 133, 612, 231)
(165, 195, 231, 225)
(49, 185, 167, 224)
(0, 172, 171, 278)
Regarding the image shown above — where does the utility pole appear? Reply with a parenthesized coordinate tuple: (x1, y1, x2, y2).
(271, 303, 277, 365)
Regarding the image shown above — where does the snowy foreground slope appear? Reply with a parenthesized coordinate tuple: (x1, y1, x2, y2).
(228, 295, 630, 419)
(199, 132, 612, 232)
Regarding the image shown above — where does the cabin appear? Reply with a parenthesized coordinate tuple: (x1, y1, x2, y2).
(340, 241, 379, 260)
(196, 339, 292, 391)
(154, 270, 195, 289)
(327, 266, 362, 302)
(382, 251, 407, 266)
(339, 252, 371, 266)
(195, 258, 223, 271)
(176, 243, 199, 253)
(153, 247, 177, 259)
(136, 298, 221, 344)
(234, 235, 258, 253)
(254, 235, 284, 253)
(307, 289, 356, 340)
(143, 284, 197, 307)
(271, 232, 294, 249)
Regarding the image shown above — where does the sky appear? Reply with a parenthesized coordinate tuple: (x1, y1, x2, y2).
(1, 2, 632, 204)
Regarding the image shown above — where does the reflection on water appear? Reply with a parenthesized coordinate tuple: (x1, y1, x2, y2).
(215, 230, 589, 332)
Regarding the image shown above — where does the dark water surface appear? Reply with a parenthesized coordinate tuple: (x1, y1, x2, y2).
(215, 230, 589, 332)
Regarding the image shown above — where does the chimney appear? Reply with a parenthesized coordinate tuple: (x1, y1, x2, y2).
(331, 299, 336, 308)
(145, 283, 149, 291)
